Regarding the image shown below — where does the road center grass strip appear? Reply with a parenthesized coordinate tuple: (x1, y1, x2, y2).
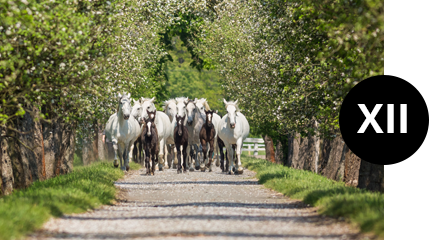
(0, 161, 140, 240)
(241, 156, 384, 238)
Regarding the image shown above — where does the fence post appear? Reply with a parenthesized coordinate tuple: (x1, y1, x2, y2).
(254, 143, 258, 156)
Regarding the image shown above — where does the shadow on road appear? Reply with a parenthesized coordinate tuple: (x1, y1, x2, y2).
(115, 180, 260, 185)
(34, 231, 356, 239)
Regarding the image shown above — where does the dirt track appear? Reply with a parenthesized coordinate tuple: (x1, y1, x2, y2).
(28, 166, 369, 240)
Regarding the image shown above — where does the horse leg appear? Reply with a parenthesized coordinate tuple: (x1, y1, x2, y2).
(233, 142, 242, 174)
(225, 143, 234, 175)
(183, 142, 188, 173)
(176, 145, 182, 174)
(214, 138, 220, 167)
(173, 144, 178, 165)
(208, 140, 214, 172)
(151, 149, 155, 176)
(127, 143, 133, 171)
(117, 143, 126, 171)
(187, 145, 194, 171)
(166, 144, 172, 168)
(200, 139, 207, 172)
(112, 140, 119, 168)
(137, 141, 142, 164)
(158, 138, 165, 171)
(194, 143, 200, 171)
(123, 143, 129, 171)
(144, 147, 150, 175)
(128, 143, 134, 164)
(132, 142, 137, 164)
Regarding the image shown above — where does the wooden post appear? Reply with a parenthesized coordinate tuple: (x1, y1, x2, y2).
(254, 143, 258, 156)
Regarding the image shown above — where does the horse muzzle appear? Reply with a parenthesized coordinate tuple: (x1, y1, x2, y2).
(208, 123, 213, 128)
(187, 120, 193, 126)
(230, 123, 236, 128)
(124, 114, 130, 120)
(178, 130, 182, 136)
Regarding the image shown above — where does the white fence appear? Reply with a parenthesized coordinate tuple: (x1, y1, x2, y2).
(222, 138, 265, 156)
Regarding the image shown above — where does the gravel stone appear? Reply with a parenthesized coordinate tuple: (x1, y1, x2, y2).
(27, 166, 371, 240)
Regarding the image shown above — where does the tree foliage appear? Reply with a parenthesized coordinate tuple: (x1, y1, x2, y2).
(193, 0, 383, 138)
(1, 0, 383, 143)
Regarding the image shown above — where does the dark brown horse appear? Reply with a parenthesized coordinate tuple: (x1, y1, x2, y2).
(199, 110, 216, 172)
(142, 110, 159, 175)
(174, 114, 189, 173)
(133, 118, 144, 164)
(217, 136, 237, 172)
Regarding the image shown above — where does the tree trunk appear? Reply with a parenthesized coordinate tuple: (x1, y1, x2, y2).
(275, 140, 284, 165)
(91, 120, 99, 162)
(0, 128, 14, 195)
(263, 135, 275, 163)
(98, 123, 105, 160)
(357, 160, 384, 193)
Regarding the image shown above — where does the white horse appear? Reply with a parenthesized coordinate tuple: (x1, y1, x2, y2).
(105, 93, 142, 171)
(131, 97, 173, 171)
(195, 98, 221, 170)
(185, 99, 206, 171)
(217, 99, 250, 174)
(163, 99, 178, 167)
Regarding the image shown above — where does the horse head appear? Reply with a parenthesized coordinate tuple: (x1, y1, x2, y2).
(118, 92, 132, 120)
(163, 99, 177, 121)
(224, 99, 239, 129)
(186, 100, 197, 126)
(205, 110, 214, 128)
(176, 114, 185, 136)
(175, 97, 188, 119)
(144, 109, 156, 137)
(195, 98, 209, 113)
(140, 97, 156, 120)
(131, 98, 143, 120)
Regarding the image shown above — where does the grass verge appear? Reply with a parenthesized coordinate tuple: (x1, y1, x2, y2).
(0, 160, 140, 240)
(242, 155, 384, 238)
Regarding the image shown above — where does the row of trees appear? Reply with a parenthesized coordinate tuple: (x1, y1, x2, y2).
(1, 0, 383, 166)
(191, 0, 383, 155)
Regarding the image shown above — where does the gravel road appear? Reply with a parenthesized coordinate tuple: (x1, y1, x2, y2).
(28, 165, 370, 240)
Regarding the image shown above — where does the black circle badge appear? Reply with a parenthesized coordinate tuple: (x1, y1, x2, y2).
(340, 75, 429, 165)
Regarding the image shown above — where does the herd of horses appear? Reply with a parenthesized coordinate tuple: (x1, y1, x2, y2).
(104, 93, 250, 175)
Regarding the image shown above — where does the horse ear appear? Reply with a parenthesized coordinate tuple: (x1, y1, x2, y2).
(117, 92, 122, 98)
(127, 93, 131, 98)
(223, 99, 228, 105)
(150, 97, 155, 103)
(138, 98, 143, 104)
(233, 100, 238, 105)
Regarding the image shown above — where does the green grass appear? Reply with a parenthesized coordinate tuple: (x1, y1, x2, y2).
(242, 155, 384, 238)
(73, 153, 83, 167)
(0, 160, 140, 240)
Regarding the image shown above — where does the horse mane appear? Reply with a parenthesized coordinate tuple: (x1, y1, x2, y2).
(117, 94, 131, 113)
(175, 96, 188, 103)
(163, 99, 176, 112)
(197, 98, 211, 110)
(224, 101, 241, 112)
(140, 97, 153, 103)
